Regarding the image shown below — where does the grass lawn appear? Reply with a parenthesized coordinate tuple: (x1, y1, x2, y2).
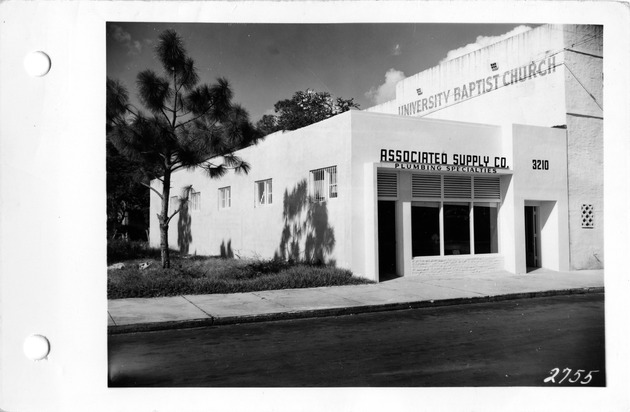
(108, 254, 373, 299)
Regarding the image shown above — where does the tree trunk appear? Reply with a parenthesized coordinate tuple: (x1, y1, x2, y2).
(160, 169, 172, 268)
(160, 221, 170, 268)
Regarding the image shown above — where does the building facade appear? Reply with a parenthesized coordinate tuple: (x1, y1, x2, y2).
(367, 24, 603, 270)
(149, 24, 603, 281)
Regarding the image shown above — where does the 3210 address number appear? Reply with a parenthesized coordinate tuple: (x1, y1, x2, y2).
(532, 159, 549, 170)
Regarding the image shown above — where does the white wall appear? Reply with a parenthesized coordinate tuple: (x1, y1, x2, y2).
(562, 25, 604, 269)
(150, 113, 354, 268)
(510, 124, 570, 273)
(397, 25, 568, 129)
(364, 99, 397, 115)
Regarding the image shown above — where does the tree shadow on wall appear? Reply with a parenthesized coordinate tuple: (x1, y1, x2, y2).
(177, 202, 192, 255)
(220, 239, 234, 258)
(274, 179, 336, 265)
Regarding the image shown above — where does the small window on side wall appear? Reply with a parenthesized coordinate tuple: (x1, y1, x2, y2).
(256, 179, 272, 206)
(310, 166, 337, 202)
(189, 190, 201, 211)
(218, 187, 231, 209)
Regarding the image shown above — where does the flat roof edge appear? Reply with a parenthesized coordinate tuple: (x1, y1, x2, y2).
(353, 109, 502, 129)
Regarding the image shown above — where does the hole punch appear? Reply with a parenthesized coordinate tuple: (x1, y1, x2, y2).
(23, 334, 50, 361)
(24, 51, 51, 77)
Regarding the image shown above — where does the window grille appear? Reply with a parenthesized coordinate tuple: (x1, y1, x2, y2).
(443, 175, 472, 198)
(189, 191, 201, 211)
(329, 167, 338, 199)
(412, 174, 441, 198)
(581, 204, 594, 228)
(377, 171, 398, 198)
(473, 176, 501, 200)
(256, 179, 272, 206)
(310, 166, 337, 201)
(218, 187, 231, 209)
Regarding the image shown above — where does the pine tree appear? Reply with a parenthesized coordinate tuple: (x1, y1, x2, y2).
(107, 29, 259, 268)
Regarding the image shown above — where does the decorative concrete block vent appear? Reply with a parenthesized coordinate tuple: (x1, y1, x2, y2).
(581, 204, 594, 228)
(411, 255, 504, 278)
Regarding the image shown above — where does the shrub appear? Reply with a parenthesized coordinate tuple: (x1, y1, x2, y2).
(107, 239, 162, 264)
(107, 256, 373, 299)
(247, 257, 292, 274)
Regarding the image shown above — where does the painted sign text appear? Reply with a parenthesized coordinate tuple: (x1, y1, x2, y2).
(398, 56, 557, 116)
(380, 149, 508, 169)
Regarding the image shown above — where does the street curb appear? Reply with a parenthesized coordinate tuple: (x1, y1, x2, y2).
(107, 286, 604, 335)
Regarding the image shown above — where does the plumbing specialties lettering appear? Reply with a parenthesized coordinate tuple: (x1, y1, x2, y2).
(398, 56, 557, 116)
(380, 149, 508, 173)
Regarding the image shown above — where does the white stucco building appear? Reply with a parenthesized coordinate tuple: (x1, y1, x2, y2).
(150, 24, 603, 282)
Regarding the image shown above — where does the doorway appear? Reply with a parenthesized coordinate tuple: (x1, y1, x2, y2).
(524, 206, 540, 270)
(378, 200, 397, 281)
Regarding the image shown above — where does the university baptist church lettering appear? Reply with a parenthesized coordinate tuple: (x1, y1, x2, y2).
(398, 56, 557, 116)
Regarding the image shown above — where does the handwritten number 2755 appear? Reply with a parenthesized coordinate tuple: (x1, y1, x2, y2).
(544, 368, 599, 384)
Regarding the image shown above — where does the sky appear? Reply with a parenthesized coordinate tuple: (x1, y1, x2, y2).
(106, 22, 534, 123)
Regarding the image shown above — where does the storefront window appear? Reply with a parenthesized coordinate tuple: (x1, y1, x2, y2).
(443, 203, 470, 255)
(411, 203, 440, 256)
(474, 204, 498, 254)
(404, 173, 501, 258)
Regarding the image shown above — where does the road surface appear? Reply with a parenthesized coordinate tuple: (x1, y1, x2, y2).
(108, 293, 605, 387)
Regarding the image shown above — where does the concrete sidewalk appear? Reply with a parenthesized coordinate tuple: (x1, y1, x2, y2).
(107, 269, 604, 334)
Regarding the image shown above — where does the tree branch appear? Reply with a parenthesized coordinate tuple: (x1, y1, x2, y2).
(171, 163, 186, 172)
(140, 181, 164, 199)
(170, 153, 181, 167)
(125, 104, 141, 118)
(166, 206, 183, 225)
(160, 108, 171, 124)
(175, 102, 215, 129)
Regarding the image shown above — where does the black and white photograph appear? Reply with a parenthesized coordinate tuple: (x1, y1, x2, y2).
(106, 22, 605, 387)
(1, 1, 629, 411)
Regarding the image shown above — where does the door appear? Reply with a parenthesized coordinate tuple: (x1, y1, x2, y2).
(525, 206, 540, 269)
(378, 201, 397, 280)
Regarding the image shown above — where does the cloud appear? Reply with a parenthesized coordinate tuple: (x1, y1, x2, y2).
(440, 25, 533, 63)
(392, 44, 402, 56)
(365, 68, 405, 104)
(109, 24, 150, 55)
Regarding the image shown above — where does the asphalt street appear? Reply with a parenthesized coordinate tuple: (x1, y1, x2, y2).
(108, 293, 605, 387)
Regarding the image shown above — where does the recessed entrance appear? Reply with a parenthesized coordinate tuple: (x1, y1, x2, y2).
(524, 206, 540, 271)
(378, 200, 397, 281)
